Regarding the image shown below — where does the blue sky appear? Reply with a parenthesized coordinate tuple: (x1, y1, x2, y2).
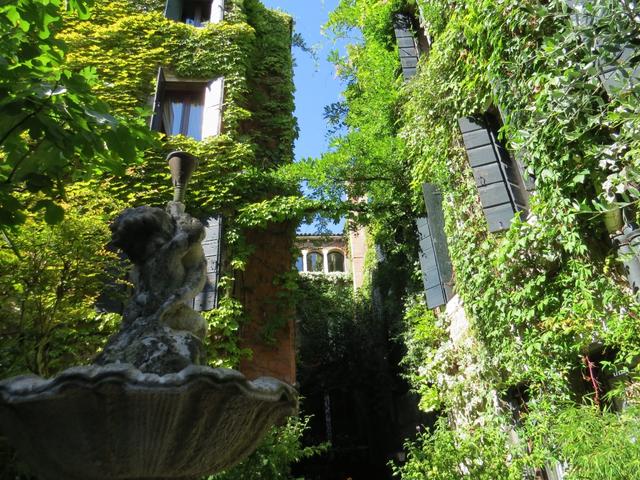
(261, 0, 346, 233)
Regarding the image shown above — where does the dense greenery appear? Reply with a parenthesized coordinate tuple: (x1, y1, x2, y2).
(0, 0, 154, 225)
(210, 415, 328, 480)
(0, 0, 312, 478)
(0, 0, 303, 375)
(313, 0, 640, 477)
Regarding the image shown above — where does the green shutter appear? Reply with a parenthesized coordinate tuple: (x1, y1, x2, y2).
(393, 14, 419, 81)
(149, 67, 166, 131)
(417, 184, 454, 309)
(164, 0, 182, 20)
(193, 216, 223, 311)
(458, 115, 528, 232)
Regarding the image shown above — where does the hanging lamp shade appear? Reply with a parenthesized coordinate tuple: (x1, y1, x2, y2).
(167, 151, 199, 203)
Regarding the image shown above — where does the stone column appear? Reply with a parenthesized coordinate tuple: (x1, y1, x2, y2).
(322, 247, 330, 273)
(301, 249, 309, 272)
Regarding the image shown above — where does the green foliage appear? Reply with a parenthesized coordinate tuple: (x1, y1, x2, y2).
(209, 415, 328, 480)
(0, 184, 124, 378)
(551, 405, 640, 479)
(0, 0, 155, 226)
(392, 417, 530, 480)
(319, 0, 640, 478)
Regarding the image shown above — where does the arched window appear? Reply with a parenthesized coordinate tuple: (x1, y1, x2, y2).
(306, 252, 323, 272)
(295, 256, 304, 272)
(328, 251, 345, 272)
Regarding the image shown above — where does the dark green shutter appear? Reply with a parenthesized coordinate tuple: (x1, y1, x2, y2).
(393, 14, 419, 81)
(164, 0, 182, 20)
(149, 67, 166, 131)
(193, 216, 222, 311)
(417, 184, 454, 309)
(567, 0, 640, 93)
(458, 115, 527, 232)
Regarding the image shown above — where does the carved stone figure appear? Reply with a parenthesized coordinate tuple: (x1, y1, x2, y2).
(96, 202, 209, 374)
(0, 152, 298, 479)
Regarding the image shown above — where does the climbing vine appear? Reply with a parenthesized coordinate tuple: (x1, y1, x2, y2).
(318, 0, 640, 477)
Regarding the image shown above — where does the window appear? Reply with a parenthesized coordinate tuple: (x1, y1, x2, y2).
(162, 88, 204, 140)
(182, 0, 211, 26)
(327, 251, 345, 272)
(295, 256, 304, 272)
(150, 68, 224, 141)
(164, 0, 224, 26)
(306, 252, 323, 273)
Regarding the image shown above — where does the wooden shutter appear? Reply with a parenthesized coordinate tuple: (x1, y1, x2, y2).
(193, 216, 223, 311)
(393, 14, 419, 81)
(149, 67, 166, 131)
(566, 0, 640, 93)
(201, 77, 224, 139)
(613, 227, 640, 295)
(210, 0, 224, 23)
(458, 115, 527, 232)
(417, 184, 454, 309)
(164, 0, 182, 20)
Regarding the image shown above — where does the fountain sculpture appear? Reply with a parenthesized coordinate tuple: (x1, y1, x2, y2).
(0, 152, 297, 479)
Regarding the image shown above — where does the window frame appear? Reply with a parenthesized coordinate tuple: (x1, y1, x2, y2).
(150, 69, 224, 141)
(306, 251, 324, 273)
(327, 250, 345, 273)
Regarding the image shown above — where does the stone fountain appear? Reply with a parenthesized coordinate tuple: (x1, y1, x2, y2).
(0, 152, 297, 480)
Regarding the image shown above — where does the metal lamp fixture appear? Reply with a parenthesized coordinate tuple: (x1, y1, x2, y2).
(167, 151, 199, 203)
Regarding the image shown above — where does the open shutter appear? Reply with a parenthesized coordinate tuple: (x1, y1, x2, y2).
(164, 0, 182, 20)
(210, 0, 224, 23)
(613, 225, 640, 296)
(201, 77, 224, 139)
(417, 184, 454, 309)
(566, 0, 640, 93)
(393, 14, 419, 81)
(149, 67, 166, 131)
(193, 216, 223, 311)
(458, 115, 528, 232)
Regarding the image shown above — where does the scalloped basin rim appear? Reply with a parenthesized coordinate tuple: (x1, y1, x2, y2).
(0, 364, 298, 479)
(0, 363, 297, 403)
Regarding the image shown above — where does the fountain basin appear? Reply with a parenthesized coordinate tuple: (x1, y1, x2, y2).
(0, 363, 297, 480)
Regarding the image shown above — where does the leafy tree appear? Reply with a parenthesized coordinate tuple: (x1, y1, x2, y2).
(0, 0, 155, 226)
(0, 184, 124, 378)
(209, 415, 328, 480)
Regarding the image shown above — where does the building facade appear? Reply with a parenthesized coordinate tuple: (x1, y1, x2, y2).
(61, 0, 298, 384)
(323, 0, 640, 478)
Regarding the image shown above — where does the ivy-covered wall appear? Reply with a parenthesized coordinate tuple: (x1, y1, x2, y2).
(56, 0, 298, 372)
(321, 0, 640, 477)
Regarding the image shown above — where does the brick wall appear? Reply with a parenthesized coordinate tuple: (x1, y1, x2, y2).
(237, 223, 296, 385)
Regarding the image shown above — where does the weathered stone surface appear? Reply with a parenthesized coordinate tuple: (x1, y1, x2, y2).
(96, 202, 208, 374)
(0, 364, 298, 480)
(0, 199, 299, 479)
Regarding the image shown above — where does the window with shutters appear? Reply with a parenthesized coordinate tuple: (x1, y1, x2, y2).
(150, 69, 224, 141)
(181, 0, 211, 26)
(458, 112, 529, 233)
(164, 0, 224, 26)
